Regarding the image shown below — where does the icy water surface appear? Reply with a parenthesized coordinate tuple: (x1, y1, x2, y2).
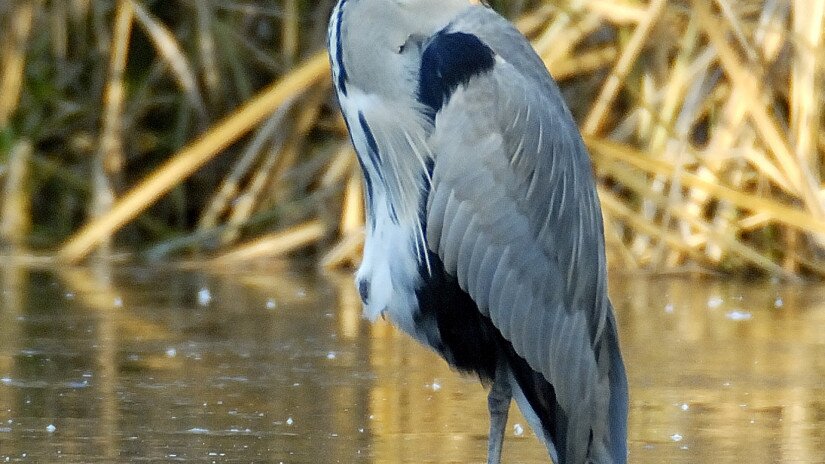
(0, 262, 824, 463)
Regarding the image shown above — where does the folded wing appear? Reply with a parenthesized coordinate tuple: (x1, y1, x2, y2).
(420, 8, 625, 462)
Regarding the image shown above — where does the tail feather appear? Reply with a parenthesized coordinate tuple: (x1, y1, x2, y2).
(606, 310, 628, 462)
(502, 308, 628, 464)
(501, 342, 569, 458)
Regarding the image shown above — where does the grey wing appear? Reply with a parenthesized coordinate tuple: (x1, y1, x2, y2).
(424, 10, 626, 463)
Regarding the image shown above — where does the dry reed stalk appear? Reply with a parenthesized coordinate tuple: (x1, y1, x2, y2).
(0, 1, 35, 127)
(549, 46, 618, 81)
(514, 4, 555, 36)
(598, 188, 707, 264)
(319, 144, 356, 189)
(320, 227, 364, 269)
(686, 213, 791, 278)
(601, 214, 639, 271)
(260, 90, 332, 206)
(599, 157, 792, 277)
(699, 4, 788, 264)
(582, 0, 667, 135)
(317, 143, 364, 266)
(339, 170, 364, 235)
(49, 1, 68, 60)
(0, 141, 33, 247)
(282, 0, 299, 67)
(693, 0, 825, 273)
(221, 88, 328, 244)
(58, 52, 330, 263)
(130, 0, 207, 120)
(197, 101, 294, 231)
(195, 1, 221, 104)
(790, 0, 824, 180)
(92, 0, 133, 242)
(543, 13, 605, 72)
(585, 0, 647, 24)
(219, 135, 286, 245)
(320, 169, 365, 269)
(212, 219, 326, 263)
(714, 0, 757, 59)
(664, 28, 718, 266)
(589, 138, 825, 237)
(537, 0, 824, 276)
(628, 20, 702, 263)
(694, 0, 823, 220)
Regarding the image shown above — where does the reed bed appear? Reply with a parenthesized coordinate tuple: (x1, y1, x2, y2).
(0, 1, 823, 278)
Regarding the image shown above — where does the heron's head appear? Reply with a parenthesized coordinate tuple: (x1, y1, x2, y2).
(330, 0, 474, 99)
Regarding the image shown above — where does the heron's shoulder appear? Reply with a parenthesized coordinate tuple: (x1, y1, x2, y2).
(448, 9, 541, 63)
(416, 6, 544, 121)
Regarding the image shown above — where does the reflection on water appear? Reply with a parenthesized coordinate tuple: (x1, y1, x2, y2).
(1, 262, 824, 463)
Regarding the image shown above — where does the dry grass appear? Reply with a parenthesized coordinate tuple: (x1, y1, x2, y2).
(1, 1, 824, 278)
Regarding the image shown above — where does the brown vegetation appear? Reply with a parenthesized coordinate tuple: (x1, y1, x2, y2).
(0, 1, 823, 278)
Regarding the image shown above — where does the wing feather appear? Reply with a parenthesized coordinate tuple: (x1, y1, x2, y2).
(426, 178, 451, 245)
(473, 248, 498, 310)
(465, 227, 486, 293)
(443, 201, 472, 273)
(438, 192, 460, 259)
(455, 216, 479, 289)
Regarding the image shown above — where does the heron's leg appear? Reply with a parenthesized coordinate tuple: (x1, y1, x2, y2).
(487, 366, 512, 464)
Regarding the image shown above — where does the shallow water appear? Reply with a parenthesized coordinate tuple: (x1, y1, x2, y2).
(0, 262, 823, 463)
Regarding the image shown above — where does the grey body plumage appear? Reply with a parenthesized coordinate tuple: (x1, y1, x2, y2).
(328, 1, 627, 462)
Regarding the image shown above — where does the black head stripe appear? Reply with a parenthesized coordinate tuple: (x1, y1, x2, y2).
(332, 0, 349, 96)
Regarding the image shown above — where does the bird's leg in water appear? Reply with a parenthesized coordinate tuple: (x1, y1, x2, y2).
(487, 366, 512, 464)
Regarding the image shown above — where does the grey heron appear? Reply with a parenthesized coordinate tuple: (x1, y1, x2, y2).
(327, 1, 628, 462)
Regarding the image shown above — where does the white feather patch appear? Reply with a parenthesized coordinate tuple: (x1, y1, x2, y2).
(356, 192, 427, 341)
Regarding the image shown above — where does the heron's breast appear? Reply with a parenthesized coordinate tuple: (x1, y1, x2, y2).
(355, 195, 428, 339)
